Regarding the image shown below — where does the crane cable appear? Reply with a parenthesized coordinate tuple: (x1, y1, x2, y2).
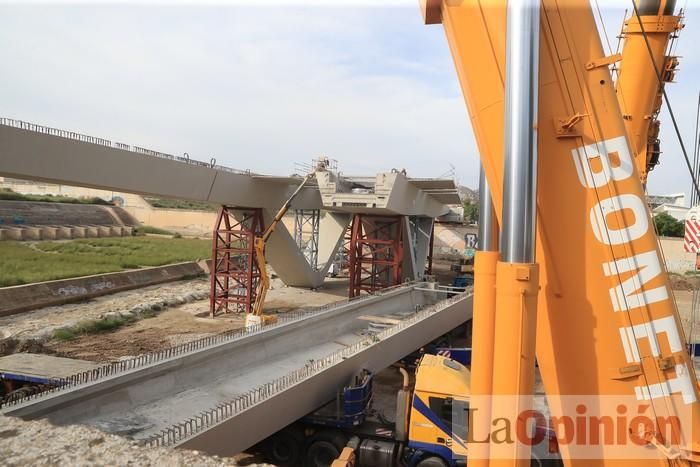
(630, 0, 700, 201)
(628, 3, 700, 447)
(692, 92, 700, 206)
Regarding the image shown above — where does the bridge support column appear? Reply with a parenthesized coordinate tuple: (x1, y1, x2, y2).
(210, 206, 264, 317)
(348, 214, 404, 298)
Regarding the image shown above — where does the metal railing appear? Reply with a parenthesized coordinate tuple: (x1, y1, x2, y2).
(0, 117, 254, 176)
(143, 289, 472, 448)
(0, 281, 419, 409)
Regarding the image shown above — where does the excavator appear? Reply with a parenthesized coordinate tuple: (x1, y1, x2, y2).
(246, 157, 329, 327)
(327, 0, 696, 466)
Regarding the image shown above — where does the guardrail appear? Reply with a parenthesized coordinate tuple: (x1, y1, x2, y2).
(0, 117, 254, 176)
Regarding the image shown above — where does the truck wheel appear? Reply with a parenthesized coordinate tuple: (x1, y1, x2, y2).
(530, 456, 563, 467)
(416, 456, 448, 467)
(263, 428, 303, 466)
(304, 431, 348, 467)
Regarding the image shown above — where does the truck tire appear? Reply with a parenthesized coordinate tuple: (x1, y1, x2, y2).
(531, 456, 563, 467)
(304, 431, 348, 467)
(416, 456, 448, 467)
(263, 427, 304, 466)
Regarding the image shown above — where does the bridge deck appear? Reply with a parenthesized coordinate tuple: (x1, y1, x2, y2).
(2, 283, 472, 456)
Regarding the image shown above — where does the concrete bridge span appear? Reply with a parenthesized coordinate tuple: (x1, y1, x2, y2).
(0, 119, 459, 217)
(0, 118, 460, 288)
(1, 284, 473, 457)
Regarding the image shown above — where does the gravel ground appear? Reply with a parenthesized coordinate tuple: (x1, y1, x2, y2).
(0, 415, 273, 467)
(0, 278, 210, 343)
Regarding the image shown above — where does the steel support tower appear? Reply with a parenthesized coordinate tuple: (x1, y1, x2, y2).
(348, 214, 404, 298)
(210, 207, 264, 317)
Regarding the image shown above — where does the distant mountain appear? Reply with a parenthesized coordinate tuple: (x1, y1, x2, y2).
(458, 186, 478, 203)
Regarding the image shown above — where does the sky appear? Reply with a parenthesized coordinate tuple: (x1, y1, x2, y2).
(0, 1, 698, 203)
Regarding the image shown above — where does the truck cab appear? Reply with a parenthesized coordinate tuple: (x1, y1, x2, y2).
(407, 354, 470, 466)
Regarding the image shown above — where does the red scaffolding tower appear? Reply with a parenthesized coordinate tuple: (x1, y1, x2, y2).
(348, 214, 404, 298)
(210, 207, 264, 317)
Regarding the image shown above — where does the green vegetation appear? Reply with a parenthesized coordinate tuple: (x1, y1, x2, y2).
(52, 303, 165, 341)
(0, 237, 210, 287)
(654, 212, 685, 238)
(144, 197, 217, 211)
(52, 328, 78, 341)
(0, 188, 111, 206)
(133, 225, 177, 236)
(463, 200, 479, 224)
(52, 315, 139, 341)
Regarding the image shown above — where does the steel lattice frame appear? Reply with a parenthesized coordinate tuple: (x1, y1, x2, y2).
(348, 214, 404, 298)
(210, 207, 264, 317)
(293, 209, 320, 270)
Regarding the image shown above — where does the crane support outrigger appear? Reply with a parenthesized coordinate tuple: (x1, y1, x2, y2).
(422, 0, 700, 465)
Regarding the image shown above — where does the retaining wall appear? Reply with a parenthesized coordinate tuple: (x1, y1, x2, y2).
(0, 262, 208, 317)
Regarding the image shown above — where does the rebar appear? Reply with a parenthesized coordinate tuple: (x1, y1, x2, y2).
(139, 289, 472, 448)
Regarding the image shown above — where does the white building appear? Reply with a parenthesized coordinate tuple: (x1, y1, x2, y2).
(648, 193, 688, 221)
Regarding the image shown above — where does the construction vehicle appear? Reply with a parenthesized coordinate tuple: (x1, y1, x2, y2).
(450, 256, 475, 292)
(417, 0, 698, 466)
(256, 354, 557, 467)
(258, 0, 694, 464)
(246, 158, 329, 327)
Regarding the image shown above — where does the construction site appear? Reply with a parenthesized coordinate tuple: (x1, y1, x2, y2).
(2, 1, 700, 467)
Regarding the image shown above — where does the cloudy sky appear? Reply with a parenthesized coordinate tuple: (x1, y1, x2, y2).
(0, 1, 698, 202)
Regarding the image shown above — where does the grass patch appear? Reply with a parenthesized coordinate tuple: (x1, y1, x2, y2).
(52, 315, 138, 341)
(0, 188, 111, 205)
(143, 197, 217, 212)
(133, 225, 177, 236)
(52, 328, 78, 341)
(0, 237, 211, 287)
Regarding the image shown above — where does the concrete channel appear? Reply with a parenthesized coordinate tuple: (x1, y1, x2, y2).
(1, 282, 473, 456)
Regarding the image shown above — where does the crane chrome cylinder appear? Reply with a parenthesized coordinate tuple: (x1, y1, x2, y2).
(637, 0, 676, 15)
(500, 0, 540, 264)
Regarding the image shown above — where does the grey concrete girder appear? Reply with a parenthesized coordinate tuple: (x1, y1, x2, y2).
(0, 124, 457, 217)
(1, 285, 472, 457)
(0, 125, 320, 210)
(177, 292, 472, 456)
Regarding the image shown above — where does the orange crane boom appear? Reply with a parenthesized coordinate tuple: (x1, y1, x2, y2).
(422, 0, 700, 465)
(615, 0, 683, 183)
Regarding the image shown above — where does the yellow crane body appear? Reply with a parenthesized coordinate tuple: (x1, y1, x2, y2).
(422, 0, 700, 465)
(615, 3, 682, 182)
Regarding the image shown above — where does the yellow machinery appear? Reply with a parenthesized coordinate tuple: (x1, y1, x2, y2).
(420, 0, 699, 466)
(318, 354, 477, 467)
(330, 1, 692, 465)
(616, 0, 683, 183)
(246, 159, 328, 328)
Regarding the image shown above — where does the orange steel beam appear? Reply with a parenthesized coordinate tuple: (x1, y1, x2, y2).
(615, 0, 683, 183)
(423, 0, 700, 465)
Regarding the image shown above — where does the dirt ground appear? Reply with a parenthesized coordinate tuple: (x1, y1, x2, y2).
(0, 278, 211, 343)
(40, 277, 352, 362)
(0, 414, 271, 467)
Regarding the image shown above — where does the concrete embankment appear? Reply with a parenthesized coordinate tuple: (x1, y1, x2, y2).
(0, 261, 209, 317)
